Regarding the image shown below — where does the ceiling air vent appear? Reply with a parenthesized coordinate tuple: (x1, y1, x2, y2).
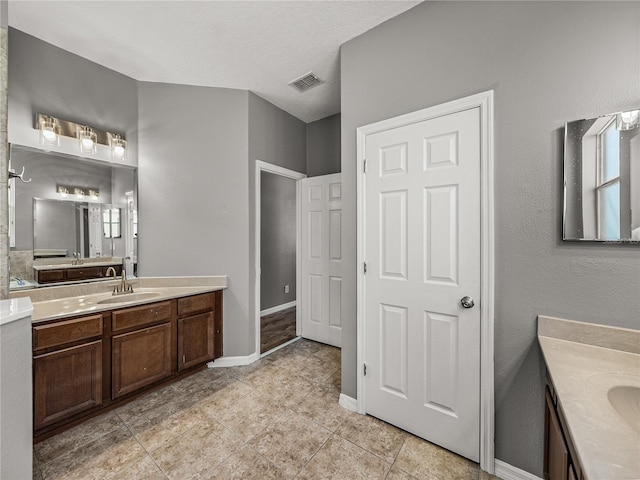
(289, 72, 324, 93)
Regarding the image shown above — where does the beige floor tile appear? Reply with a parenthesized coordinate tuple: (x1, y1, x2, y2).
(34, 411, 124, 464)
(324, 367, 342, 390)
(170, 367, 230, 396)
(32, 454, 43, 480)
(115, 384, 186, 425)
(255, 370, 315, 408)
(248, 410, 332, 478)
(131, 404, 209, 452)
(297, 434, 391, 480)
(294, 383, 350, 431)
(295, 355, 341, 384)
(196, 378, 255, 414)
(210, 445, 287, 480)
(394, 435, 479, 480)
(311, 345, 341, 365)
(107, 454, 167, 480)
(292, 339, 326, 355)
(40, 424, 146, 480)
(336, 413, 408, 463)
(150, 417, 243, 480)
(225, 358, 274, 382)
(208, 389, 287, 442)
(239, 361, 291, 389)
(386, 466, 419, 480)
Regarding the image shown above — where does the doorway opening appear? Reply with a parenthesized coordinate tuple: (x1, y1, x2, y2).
(255, 161, 306, 357)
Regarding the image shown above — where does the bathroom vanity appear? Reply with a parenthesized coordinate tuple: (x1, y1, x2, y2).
(538, 316, 640, 480)
(20, 277, 227, 441)
(33, 260, 122, 284)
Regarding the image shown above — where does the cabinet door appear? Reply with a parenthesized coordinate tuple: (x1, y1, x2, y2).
(544, 387, 569, 480)
(34, 341, 102, 430)
(112, 323, 171, 399)
(178, 312, 214, 371)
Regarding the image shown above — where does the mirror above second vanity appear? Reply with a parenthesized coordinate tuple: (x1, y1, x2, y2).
(563, 109, 640, 242)
(8, 145, 138, 290)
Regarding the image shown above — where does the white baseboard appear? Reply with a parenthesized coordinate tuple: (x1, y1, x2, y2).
(260, 301, 296, 317)
(207, 352, 260, 368)
(339, 393, 358, 412)
(261, 336, 301, 358)
(494, 460, 542, 480)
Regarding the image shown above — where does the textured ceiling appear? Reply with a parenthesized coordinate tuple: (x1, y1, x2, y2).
(8, 1, 421, 123)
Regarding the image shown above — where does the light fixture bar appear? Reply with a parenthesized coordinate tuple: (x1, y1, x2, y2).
(34, 113, 126, 159)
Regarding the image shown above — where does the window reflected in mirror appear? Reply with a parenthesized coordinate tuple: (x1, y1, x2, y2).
(564, 109, 639, 242)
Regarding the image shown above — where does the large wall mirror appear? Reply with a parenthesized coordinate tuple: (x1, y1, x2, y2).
(9, 145, 138, 289)
(564, 110, 640, 242)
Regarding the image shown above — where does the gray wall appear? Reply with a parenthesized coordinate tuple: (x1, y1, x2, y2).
(248, 92, 307, 348)
(138, 82, 251, 356)
(307, 113, 340, 177)
(260, 171, 297, 311)
(340, 2, 640, 476)
(7, 29, 138, 164)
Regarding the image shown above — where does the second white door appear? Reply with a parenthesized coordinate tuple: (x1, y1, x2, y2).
(363, 107, 481, 461)
(300, 173, 343, 347)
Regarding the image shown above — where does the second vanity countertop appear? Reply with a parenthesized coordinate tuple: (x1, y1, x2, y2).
(538, 316, 640, 480)
(10, 276, 228, 323)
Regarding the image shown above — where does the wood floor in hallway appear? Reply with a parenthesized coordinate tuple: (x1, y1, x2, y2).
(260, 306, 297, 354)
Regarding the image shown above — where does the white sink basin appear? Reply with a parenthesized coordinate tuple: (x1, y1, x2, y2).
(96, 292, 160, 305)
(608, 386, 640, 433)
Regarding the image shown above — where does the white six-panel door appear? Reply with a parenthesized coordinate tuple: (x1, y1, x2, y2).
(363, 107, 481, 461)
(300, 173, 343, 347)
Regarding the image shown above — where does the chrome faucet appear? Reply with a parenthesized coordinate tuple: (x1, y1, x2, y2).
(71, 252, 83, 265)
(106, 266, 133, 296)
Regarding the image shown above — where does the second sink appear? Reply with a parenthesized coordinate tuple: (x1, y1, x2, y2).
(608, 385, 640, 433)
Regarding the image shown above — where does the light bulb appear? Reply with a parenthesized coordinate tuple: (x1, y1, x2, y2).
(113, 145, 125, 157)
(81, 138, 94, 150)
(42, 129, 57, 141)
(621, 110, 639, 124)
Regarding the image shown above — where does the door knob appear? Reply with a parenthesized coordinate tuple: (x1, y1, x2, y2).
(460, 296, 474, 308)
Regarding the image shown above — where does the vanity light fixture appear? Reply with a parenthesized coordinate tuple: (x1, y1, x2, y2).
(78, 125, 97, 154)
(57, 185, 69, 198)
(38, 115, 61, 147)
(109, 133, 127, 160)
(617, 109, 640, 131)
(57, 184, 99, 201)
(34, 114, 126, 157)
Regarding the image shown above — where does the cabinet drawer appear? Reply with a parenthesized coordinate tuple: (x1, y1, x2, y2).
(66, 266, 103, 280)
(38, 270, 65, 283)
(177, 292, 214, 317)
(111, 301, 172, 332)
(34, 314, 103, 351)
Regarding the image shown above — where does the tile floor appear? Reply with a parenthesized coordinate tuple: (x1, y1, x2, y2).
(33, 339, 500, 480)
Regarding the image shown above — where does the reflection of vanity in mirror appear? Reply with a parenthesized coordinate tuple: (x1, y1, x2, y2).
(564, 109, 640, 242)
(8, 145, 137, 289)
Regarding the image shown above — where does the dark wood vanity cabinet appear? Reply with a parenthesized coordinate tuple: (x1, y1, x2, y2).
(32, 290, 223, 440)
(111, 301, 174, 398)
(33, 314, 104, 431)
(177, 292, 216, 371)
(35, 264, 122, 284)
(544, 380, 583, 480)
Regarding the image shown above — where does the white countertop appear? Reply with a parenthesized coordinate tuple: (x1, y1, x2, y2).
(33, 260, 122, 271)
(0, 297, 34, 326)
(538, 316, 640, 480)
(9, 276, 228, 323)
